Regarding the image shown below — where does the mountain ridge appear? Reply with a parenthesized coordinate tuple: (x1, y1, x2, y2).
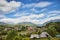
(0, 19, 60, 26)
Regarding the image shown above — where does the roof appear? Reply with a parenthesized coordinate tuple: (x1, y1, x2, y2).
(30, 34, 39, 38)
(40, 32, 51, 37)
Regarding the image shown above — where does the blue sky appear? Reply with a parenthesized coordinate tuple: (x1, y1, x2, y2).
(0, 0, 60, 24)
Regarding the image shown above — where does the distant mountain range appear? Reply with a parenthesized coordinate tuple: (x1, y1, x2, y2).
(0, 22, 7, 25)
(0, 19, 60, 26)
(18, 22, 37, 26)
(41, 19, 60, 26)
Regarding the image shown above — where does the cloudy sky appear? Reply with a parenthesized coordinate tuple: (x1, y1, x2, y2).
(0, 0, 60, 24)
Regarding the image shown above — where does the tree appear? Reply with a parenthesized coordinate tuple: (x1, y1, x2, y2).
(14, 36, 22, 40)
(6, 30, 17, 40)
(47, 25, 58, 37)
(54, 22, 60, 33)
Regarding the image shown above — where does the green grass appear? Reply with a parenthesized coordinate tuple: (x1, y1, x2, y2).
(23, 37, 60, 40)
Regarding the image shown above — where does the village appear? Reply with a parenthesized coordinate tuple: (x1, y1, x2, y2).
(0, 22, 60, 40)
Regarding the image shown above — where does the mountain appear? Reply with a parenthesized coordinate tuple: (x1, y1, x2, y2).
(50, 19, 60, 22)
(18, 22, 38, 27)
(43, 19, 60, 26)
(38, 19, 60, 26)
(0, 19, 60, 26)
(0, 22, 7, 25)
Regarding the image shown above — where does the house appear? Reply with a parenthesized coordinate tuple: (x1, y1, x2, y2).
(30, 34, 39, 38)
(14, 27, 21, 31)
(27, 27, 33, 31)
(40, 32, 51, 38)
(30, 32, 51, 38)
(4, 27, 12, 31)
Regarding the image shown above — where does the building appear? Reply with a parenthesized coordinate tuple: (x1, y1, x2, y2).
(14, 27, 21, 31)
(4, 27, 12, 31)
(30, 32, 51, 38)
(40, 32, 51, 38)
(27, 27, 33, 31)
(30, 34, 39, 38)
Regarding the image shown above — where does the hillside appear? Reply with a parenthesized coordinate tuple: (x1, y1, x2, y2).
(18, 22, 38, 27)
(43, 22, 60, 37)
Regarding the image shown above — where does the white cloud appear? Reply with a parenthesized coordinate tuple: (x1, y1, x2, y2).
(22, 3, 35, 8)
(0, 0, 21, 19)
(0, 14, 44, 24)
(14, 12, 29, 17)
(35, 2, 52, 8)
(39, 8, 47, 13)
(47, 10, 60, 17)
(0, 15, 60, 25)
(48, 10, 60, 13)
(29, 14, 44, 18)
(48, 14, 57, 17)
(20, 14, 44, 19)
(30, 8, 36, 12)
(23, 2, 52, 8)
(40, 16, 60, 24)
(0, 1, 59, 25)
(0, 15, 6, 18)
(0, 0, 21, 13)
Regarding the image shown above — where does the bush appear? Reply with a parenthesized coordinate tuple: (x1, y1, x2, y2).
(6, 30, 17, 40)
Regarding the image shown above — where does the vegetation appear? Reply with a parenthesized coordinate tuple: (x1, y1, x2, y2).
(6, 30, 17, 40)
(0, 22, 60, 40)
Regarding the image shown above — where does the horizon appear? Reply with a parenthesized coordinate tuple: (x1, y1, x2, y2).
(0, 0, 60, 25)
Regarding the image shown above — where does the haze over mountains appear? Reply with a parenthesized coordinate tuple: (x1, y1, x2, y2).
(38, 19, 60, 26)
(0, 19, 60, 26)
